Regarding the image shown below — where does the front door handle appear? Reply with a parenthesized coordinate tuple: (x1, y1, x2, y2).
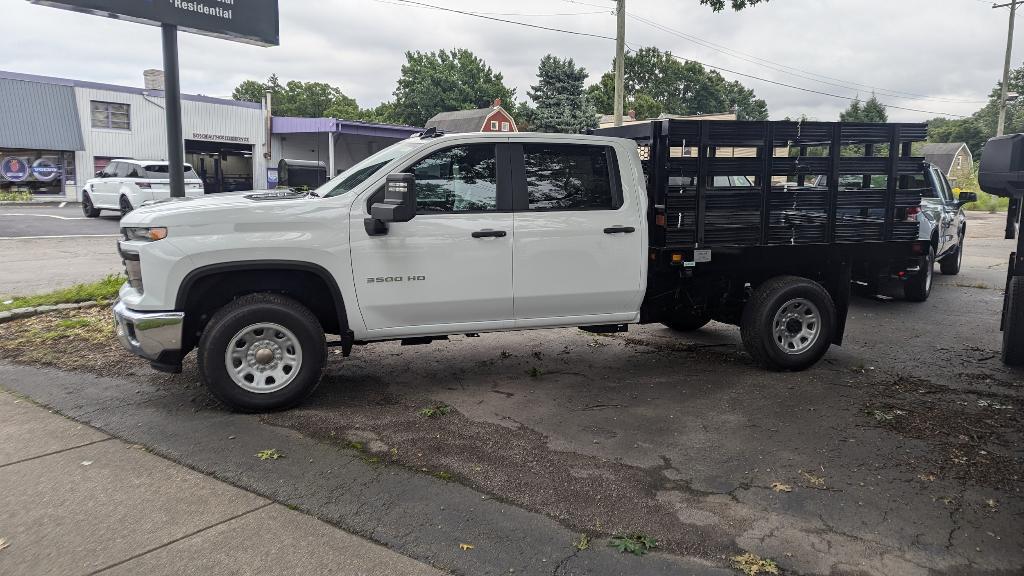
(472, 229, 507, 238)
(604, 226, 636, 234)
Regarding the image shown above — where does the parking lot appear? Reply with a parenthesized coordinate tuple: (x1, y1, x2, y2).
(0, 204, 122, 298)
(0, 209, 1020, 575)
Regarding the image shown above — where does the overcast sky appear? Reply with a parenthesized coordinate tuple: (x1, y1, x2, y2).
(3, 0, 1017, 123)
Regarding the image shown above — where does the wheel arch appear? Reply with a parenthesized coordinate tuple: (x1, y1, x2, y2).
(176, 261, 351, 354)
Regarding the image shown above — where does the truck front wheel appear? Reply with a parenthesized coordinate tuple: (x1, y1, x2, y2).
(741, 276, 836, 371)
(1004, 276, 1024, 366)
(198, 293, 327, 411)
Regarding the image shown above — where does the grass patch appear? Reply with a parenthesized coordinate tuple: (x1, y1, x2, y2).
(0, 190, 33, 202)
(608, 533, 658, 556)
(1, 275, 124, 312)
(962, 190, 1010, 213)
(418, 404, 453, 418)
(732, 553, 780, 575)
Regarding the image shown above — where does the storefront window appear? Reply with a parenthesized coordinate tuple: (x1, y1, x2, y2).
(91, 101, 131, 130)
(0, 149, 72, 196)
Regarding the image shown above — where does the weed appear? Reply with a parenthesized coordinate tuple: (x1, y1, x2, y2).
(527, 367, 543, 378)
(0, 275, 124, 312)
(433, 471, 453, 481)
(608, 533, 658, 556)
(0, 190, 32, 202)
(573, 533, 591, 551)
(347, 441, 365, 452)
(732, 553, 780, 575)
(499, 350, 512, 359)
(256, 449, 283, 461)
(418, 404, 453, 418)
(58, 318, 95, 329)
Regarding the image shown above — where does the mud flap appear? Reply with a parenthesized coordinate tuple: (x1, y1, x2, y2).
(825, 260, 852, 346)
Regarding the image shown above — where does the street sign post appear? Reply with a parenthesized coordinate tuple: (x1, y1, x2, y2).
(29, 0, 279, 198)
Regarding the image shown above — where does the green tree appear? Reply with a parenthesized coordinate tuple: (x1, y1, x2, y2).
(586, 47, 768, 120)
(231, 74, 366, 120)
(391, 49, 516, 127)
(839, 94, 888, 123)
(527, 55, 597, 133)
(699, 0, 768, 9)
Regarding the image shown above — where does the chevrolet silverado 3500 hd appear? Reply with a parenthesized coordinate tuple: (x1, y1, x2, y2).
(114, 121, 927, 411)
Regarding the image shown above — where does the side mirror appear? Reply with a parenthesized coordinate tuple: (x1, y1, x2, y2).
(95, 171, 105, 178)
(365, 173, 417, 236)
(957, 192, 978, 206)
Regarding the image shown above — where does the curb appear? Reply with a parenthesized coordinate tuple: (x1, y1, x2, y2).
(0, 301, 110, 325)
(0, 201, 76, 207)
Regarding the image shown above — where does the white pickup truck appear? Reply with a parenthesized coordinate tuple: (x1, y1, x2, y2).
(114, 123, 926, 411)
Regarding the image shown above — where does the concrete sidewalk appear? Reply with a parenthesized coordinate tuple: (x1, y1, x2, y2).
(0, 390, 445, 576)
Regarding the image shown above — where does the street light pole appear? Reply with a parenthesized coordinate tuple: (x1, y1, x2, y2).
(996, 0, 1018, 137)
(613, 0, 625, 127)
(161, 23, 186, 198)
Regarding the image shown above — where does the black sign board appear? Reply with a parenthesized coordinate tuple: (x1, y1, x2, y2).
(30, 0, 279, 46)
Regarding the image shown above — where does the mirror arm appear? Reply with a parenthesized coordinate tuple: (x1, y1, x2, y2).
(364, 217, 388, 237)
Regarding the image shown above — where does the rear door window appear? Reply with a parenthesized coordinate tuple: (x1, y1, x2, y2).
(523, 143, 621, 211)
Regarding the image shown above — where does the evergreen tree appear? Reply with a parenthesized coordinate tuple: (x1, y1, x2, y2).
(840, 94, 888, 123)
(528, 55, 597, 134)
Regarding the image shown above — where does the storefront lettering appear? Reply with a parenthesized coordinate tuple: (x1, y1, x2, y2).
(31, 159, 61, 182)
(191, 132, 251, 144)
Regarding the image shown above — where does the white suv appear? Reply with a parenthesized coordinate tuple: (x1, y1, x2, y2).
(82, 160, 205, 217)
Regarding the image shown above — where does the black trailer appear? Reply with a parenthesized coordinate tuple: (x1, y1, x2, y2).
(595, 119, 930, 370)
(978, 134, 1024, 365)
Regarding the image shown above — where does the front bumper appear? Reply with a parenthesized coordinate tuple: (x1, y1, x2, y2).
(113, 301, 185, 367)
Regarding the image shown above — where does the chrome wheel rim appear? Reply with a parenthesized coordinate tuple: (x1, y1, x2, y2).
(224, 322, 302, 394)
(772, 298, 821, 355)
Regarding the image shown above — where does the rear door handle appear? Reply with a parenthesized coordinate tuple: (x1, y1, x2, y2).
(604, 226, 636, 234)
(472, 229, 507, 238)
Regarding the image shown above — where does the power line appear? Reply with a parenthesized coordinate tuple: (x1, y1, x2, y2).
(372, 0, 614, 40)
(627, 12, 990, 105)
(372, 0, 969, 117)
(666, 53, 968, 118)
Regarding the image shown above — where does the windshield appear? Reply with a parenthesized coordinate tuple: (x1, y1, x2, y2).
(319, 139, 426, 198)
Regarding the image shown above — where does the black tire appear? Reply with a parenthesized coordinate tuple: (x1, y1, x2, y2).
(1003, 277, 1024, 366)
(81, 192, 101, 218)
(940, 231, 964, 276)
(662, 307, 712, 332)
(905, 246, 935, 302)
(198, 293, 327, 412)
(119, 195, 133, 217)
(740, 276, 837, 371)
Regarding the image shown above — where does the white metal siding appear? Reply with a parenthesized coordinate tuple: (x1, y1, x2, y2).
(72, 86, 267, 200)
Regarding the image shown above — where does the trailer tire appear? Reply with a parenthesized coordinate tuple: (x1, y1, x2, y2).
(198, 293, 327, 412)
(741, 276, 836, 371)
(904, 246, 934, 302)
(1003, 277, 1024, 366)
(662, 308, 712, 332)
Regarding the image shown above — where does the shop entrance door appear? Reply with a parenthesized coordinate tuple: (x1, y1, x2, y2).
(184, 140, 254, 194)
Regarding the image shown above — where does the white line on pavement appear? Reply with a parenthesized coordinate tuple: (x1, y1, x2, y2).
(0, 234, 120, 240)
(0, 213, 90, 220)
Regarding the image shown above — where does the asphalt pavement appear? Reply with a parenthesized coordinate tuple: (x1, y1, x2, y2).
(0, 204, 122, 299)
(0, 210, 1020, 576)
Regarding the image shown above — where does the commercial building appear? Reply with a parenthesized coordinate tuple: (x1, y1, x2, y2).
(0, 69, 421, 201)
(0, 69, 268, 200)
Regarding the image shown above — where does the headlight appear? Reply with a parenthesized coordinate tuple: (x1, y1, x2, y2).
(122, 227, 168, 242)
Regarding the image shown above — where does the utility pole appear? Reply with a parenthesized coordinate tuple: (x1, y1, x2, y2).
(614, 0, 625, 126)
(995, 0, 1018, 136)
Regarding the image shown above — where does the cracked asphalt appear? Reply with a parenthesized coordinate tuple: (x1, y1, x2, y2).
(0, 212, 1021, 575)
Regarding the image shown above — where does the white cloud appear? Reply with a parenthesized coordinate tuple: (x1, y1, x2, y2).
(2, 0, 1015, 122)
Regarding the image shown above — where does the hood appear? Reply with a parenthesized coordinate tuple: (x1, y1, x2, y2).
(120, 191, 323, 228)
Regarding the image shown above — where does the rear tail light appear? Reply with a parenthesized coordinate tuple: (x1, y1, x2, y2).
(905, 206, 921, 222)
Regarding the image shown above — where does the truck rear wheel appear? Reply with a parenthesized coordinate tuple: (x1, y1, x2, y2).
(1004, 277, 1024, 366)
(741, 276, 836, 371)
(904, 246, 935, 302)
(198, 293, 327, 412)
